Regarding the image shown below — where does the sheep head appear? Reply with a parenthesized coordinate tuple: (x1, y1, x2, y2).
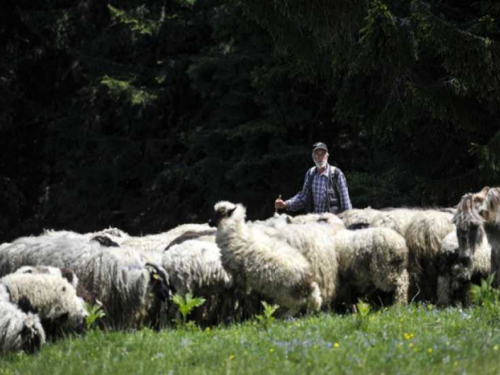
(21, 313, 46, 353)
(453, 193, 487, 265)
(478, 187, 500, 230)
(209, 201, 246, 228)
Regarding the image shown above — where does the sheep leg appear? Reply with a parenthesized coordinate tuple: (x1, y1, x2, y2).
(393, 270, 410, 305)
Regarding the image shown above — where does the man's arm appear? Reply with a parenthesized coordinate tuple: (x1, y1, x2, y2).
(284, 169, 313, 212)
(336, 169, 352, 212)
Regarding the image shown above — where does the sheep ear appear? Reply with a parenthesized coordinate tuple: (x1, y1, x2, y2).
(228, 207, 237, 216)
(474, 186, 490, 202)
(286, 216, 293, 224)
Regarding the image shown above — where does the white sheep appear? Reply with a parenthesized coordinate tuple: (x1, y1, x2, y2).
(369, 208, 422, 236)
(338, 207, 381, 229)
(210, 201, 322, 316)
(0, 272, 88, 338)
(43, 228, 129, 247)
(289, 212, 346, 235)
(13, 265, 80, 290)
(333, 227, 410, 308)
(162, 240, 232, 296)
(162, 239, 237, 324)
(271, 222, 339, 308)
(0, 236, 170, 330)
(121, 224, 214, 253)
(0, 284, 46, 354)
(404, 210, 455, 302)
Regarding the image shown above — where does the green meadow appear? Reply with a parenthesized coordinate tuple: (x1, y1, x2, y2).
(2, 304, 500, 374)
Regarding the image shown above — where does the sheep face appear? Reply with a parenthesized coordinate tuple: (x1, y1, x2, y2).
(479, 188, 500, 232)
(209, 201, 239, 228)
(454, 193, 487, 266)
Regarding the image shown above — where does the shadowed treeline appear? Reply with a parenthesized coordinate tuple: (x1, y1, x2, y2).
(1, 0, 499, 241)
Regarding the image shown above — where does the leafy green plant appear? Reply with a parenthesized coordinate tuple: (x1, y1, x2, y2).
(171, 292, 206, 327)
(470, 274, 500, 323)
(255, 301, 279, 330)
(354, 299, 372, 330)
(85, 302, 106, 330)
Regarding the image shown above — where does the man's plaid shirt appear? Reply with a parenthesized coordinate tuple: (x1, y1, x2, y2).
(285, 164, 352, 213)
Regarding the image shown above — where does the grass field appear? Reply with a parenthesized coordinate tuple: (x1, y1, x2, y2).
(2, 304, 500, 374)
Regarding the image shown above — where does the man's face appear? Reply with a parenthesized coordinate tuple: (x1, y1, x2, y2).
(313, 149, 328, 163)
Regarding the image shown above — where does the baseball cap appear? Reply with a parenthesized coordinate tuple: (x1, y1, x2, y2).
(312, 142, 328, 153)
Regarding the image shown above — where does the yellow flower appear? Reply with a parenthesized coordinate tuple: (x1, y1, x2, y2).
(205, 327, 211, 332)
(403, 333, 414, 340)
(427, 348, 433, 354)
(334, 342, 339, 348)
(269, 348, 275, 353)
(409, 343, 414, 348)
(494, 345, 499, 351)
(229, 354, 235, 360)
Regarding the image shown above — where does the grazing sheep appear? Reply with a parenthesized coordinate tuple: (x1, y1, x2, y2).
(43, 228, 129, 247)
(338, 207, 381, 229)
(13, 265, 80, 291)
(251, 213, 293, 230)
(122, 224, 214, 253)
(209, 201, 322, 316)
(0, 272, 88, 338)
(290, 212, 346, 235)
(162, 240, 232, 296)
(272, 222, 339, 308)
(476, 187, 500, 286)
(164, 230, 216, 251)
(162, 240, 237, 325)
(0, 285, 46, 354)
(436, 230, 491, 306)
(404, 210, 455, 302)
(0, 236, 170, 330)
(370, 208, 422, 236)
(333, 227, 409, 308)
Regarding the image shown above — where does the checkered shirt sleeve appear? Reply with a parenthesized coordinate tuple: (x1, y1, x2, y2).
(336, 169, 353, 212)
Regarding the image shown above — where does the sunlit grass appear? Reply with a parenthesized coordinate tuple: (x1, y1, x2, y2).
(2, 304, 500, 374)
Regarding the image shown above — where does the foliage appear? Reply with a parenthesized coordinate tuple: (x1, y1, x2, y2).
(470, 274, 500, 323)
(1, 0, 500, 241)
(254, 301, 279, 330)
(85, 302, 106, 331)
(172, 292, 206, 326)
(354, 299, 373, 330)
(3, 306, 500, 373)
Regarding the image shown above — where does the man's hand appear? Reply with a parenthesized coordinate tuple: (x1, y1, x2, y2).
(274, 197, 286, 210)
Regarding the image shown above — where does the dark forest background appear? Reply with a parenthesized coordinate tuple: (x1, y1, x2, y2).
(1, 0, 499, 242)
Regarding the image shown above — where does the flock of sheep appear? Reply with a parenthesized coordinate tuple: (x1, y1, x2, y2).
(1, 185, 499, 355)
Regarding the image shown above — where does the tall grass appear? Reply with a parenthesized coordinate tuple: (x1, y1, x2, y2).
(2, 304, 500, 374)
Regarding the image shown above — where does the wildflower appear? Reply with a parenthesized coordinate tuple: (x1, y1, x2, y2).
(494, 345, 499, 351)
(427, 348, 433, 354)
(409, 343, 414, 348)
(205, 327, 211, 332)
(403, 333, 415, 340)
(270, 348, 275, 353)
(229, 354, 235, 360)
(334, 342, 339, 348)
